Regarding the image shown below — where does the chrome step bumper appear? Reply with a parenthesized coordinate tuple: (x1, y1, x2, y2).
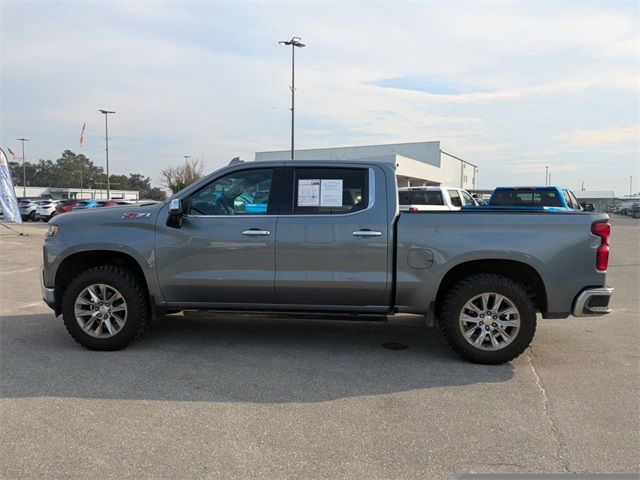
(572, 287, 614, 317)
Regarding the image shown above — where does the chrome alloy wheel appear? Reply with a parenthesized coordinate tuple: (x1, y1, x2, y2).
(74, 284, 128, 338)
(458, 292, 521, 351)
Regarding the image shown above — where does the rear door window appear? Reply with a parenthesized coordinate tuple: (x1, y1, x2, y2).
(288, 167, 368, 215)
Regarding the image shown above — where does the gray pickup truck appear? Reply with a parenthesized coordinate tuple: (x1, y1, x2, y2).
(41, 160, 613, 363)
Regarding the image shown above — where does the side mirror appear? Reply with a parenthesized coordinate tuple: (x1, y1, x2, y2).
(581, 202, 595, 212)
(166, 198, 184, 228)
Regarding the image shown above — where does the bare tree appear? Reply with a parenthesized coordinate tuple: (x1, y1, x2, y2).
(161, 157, 204, 193)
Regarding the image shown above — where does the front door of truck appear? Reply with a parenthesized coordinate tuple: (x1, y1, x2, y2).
(274, 165, 391, 309)
(155, 167, 281, 306)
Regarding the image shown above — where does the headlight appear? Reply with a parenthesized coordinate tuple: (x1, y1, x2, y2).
(46, 224, 60, 238)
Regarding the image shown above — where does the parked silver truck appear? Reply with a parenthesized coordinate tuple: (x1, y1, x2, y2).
(41, 160, 613, 363)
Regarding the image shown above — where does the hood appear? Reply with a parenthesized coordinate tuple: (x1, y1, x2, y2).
(52, 201, 165, 227)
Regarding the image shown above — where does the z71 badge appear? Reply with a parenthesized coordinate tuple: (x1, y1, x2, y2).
(122, 212, 151, 219)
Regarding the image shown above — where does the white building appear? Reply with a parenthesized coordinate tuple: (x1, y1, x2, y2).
(255, 141, 477, 189)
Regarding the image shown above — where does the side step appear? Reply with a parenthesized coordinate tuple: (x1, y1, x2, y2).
(181, 310, 390, 322)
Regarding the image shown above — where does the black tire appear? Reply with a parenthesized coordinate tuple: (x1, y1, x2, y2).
(439, 274, 536, 364)
(62, 265, 150, 350)
(28, 211, 36, 221)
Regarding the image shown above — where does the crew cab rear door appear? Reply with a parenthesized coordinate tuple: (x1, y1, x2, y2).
(274, 165, 391, 310)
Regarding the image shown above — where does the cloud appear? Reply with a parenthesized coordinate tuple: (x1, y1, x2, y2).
(0, 1, 637, 195)
(555, 125, 640, 146)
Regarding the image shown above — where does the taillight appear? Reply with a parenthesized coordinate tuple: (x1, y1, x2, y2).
(591, 221, 610, 271)
(409, 207, 419, 212)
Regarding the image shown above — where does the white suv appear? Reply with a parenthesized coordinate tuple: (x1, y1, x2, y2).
(35, 200, 60, 221)
(398, 186, 478, 211)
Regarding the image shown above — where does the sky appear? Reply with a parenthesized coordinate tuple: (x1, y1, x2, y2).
(1, 1, 638, 195)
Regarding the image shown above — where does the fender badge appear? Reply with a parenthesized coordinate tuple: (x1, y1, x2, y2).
(122, 212, 151, 219)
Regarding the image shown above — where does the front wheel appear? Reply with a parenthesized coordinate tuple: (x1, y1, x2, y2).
(439, 274, 536, 364)
(62, 265, 150, 350)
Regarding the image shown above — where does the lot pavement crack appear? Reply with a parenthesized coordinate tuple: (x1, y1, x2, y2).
(525, 347, 572, 474)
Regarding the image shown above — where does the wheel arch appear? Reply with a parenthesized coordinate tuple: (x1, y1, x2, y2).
(54, 250, 149, 314)
(434, 259, 548, 316)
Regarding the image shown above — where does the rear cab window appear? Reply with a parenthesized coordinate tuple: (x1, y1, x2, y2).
(399, 190, 444, 206)
(490, 189, 563, 207)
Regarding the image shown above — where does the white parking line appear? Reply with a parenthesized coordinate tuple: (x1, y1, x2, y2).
(0, 267, 39, 275)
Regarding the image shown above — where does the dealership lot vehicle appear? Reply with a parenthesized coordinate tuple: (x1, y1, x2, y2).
(42, 160, 613, 364)
(18, 198, 40, 221)
(489, 186, 584, 211)
(72, 199, 99, 210)
(35, 199, 59, 221)
(54, 199, 80, 215)
(398, 186, 478, 211)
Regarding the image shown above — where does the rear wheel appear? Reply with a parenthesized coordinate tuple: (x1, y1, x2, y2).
(62, 265, 149, 350)
(28, 211, 36, 221)
(439, 274, 536, 364)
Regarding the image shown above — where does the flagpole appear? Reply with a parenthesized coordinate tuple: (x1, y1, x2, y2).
(16, 138, 29, 197)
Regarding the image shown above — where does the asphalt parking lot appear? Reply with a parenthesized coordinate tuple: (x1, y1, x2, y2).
(1, 216, 638, 479)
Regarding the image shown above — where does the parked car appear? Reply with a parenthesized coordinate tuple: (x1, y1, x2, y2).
(73, 199, 100, 211)
(18, 198, 40, 221)
(399, 186, 478, 211)
(55, 200, 80, 215)
(488, 186, 583, 211)
(42, 159, 613, 364)
(631, 204, 640, 218)
(613, 201, 636, 216)
(35, 200, 60, 221)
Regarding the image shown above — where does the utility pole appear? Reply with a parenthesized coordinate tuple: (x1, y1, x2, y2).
(545, 166, 549, 186)
(279, 36, 306, 159)
(16, 138, 29, 197)
(631, 175, 633, 197)
(99, 109, 115, 199)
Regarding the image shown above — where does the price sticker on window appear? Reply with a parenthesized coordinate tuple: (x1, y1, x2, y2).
(297, 179, 320, 206)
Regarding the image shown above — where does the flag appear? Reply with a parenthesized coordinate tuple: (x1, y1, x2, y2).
(0, 148, 23, 224)
(79, 123, 86, 148)
(7, 147, 16, 161)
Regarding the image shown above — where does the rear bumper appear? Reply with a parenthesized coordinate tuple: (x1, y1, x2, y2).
(572, 287, 613, 317)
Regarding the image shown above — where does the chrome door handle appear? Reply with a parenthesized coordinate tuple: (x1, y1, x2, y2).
(353, 230, 382, 237)
(242, 229, 271, 236)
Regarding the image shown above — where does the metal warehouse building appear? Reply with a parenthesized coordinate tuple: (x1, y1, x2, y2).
(255, 141, 477, 189)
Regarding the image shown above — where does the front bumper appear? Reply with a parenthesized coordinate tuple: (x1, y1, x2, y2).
(572, 287, 614, 317)
(40, 266, 55, 309)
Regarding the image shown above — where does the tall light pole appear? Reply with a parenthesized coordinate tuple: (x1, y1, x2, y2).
(279, 36, 305, 159)
(99, 109, 115, 199)
(631, 175, 633, 197)
(16, 138, 29, 197)
(545, 165, 549, 186)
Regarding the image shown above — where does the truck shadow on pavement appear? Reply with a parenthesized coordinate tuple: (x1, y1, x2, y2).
(0, 313, 513, 403)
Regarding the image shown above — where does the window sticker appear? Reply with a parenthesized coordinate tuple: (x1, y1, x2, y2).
(297, 179, 320, 206)
(320, 179, 343, 207)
